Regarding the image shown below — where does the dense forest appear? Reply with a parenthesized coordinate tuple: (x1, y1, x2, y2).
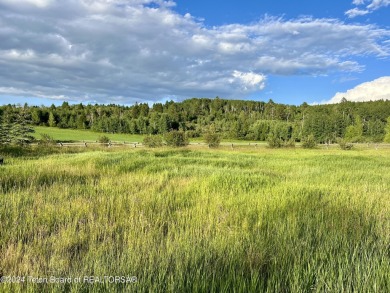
(1, 97, 390, 143)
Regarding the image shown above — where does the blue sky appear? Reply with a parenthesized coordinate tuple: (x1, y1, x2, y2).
(174, 1, 352, 24)
(0, 0, 389, 106)
(173, 0, 390, 104)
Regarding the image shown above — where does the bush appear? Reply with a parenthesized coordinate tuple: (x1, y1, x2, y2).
(38, 133, 56, 146)
(337, 138, 354, 150)
(267, 134, 295, 149)
(143, 135, 163, 148)
(302, 134, 317, 149)
(369, 135, 384, 143)
(204, 128, 221, 148)
(284, 138, 296, 148)
(164, 130, 189, 147)
(267, 134, 283, 148)
(186, 130, 201, 138)
(98, 135, 110, 143)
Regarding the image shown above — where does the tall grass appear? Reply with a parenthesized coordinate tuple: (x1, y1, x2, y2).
(0, 147, 389, 292)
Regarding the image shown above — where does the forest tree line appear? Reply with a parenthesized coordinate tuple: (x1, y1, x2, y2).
(1, 97, 390, 143)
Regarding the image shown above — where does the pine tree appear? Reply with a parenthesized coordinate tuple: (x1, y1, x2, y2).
(0, 109, 12, 145)
(0, 109, 34, 145)
(11, 109, 35, 145)
(48, 112, 56, 127)
(0, 121, 11, 144)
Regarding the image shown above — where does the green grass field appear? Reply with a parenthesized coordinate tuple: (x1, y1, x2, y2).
(33, 126, 144, 143)
(33, 126, 266, 145)
(0, 145, 389, 292)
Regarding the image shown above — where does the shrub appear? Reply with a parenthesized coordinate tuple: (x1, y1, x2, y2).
(337, 138, 354, 150)
(302, 134, 317, 149)
(204, 127, 221, 148)
(267, 134, 283, 148)
(268, 134, 295, 149)
(143, 135, 163, 148)
(98, 135, 110, 143)
(38, 133, 56, 146)
(186, 130, 201, 138)
(164, 130, 189, 147)
(284, 138, 296, 148)
(370, 135, 384, 143)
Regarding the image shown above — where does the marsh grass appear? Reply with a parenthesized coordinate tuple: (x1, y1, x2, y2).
(0, 147, 389, 292)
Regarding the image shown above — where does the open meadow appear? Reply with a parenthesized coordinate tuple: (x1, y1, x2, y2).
(33, 126, 145, 143)
(0, 145, 389, 292)
(32, 126, 266, 146)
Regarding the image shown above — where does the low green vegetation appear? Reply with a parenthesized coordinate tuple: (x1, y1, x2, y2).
(204, 125, 221, 148)
(1, 100, 389, 291)
(164, 130, 189, 147)
(0, 146, 389, 292)
(143, 135, 163, 148)
(33, 126, 144, 143)
(301, 134, 317, 149)
(97, 135, 110, 144)
(337, 138, 354, 150)
(37, 134, 56, 146)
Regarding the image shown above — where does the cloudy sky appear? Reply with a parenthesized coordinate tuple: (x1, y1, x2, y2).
(0, 0, 389, 106)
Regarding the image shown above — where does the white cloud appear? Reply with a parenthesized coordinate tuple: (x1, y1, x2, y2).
(231, 71, 266, 91)
(0, 0, 54, 8)
(324, 76, 390, 103)
(352, 0, 366, 4)
(367, 0, 390, 10)
(345, 8, 370, 18)
(346, 0, 390, 18)
(0, 1, 389, 103)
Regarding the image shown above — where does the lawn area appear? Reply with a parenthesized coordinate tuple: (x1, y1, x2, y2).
(33, 126, 144, 143)
(0, 146, 389, 292)
(33, 126, 266, 145)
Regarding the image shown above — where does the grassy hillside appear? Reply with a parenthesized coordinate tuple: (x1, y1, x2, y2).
(0, 147, 389, 292)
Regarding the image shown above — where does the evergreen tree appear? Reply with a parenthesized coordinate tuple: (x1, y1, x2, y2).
(0, 108, 34, 145)
(159, 113, 170, 134)
(48, 112, 56, 127)
(11, 109, 35, 145)
(31, 108, 43, 125)
(0, 120, 11, 144)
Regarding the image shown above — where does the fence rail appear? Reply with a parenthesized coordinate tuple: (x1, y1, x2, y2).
(52, 141, 390, 150)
